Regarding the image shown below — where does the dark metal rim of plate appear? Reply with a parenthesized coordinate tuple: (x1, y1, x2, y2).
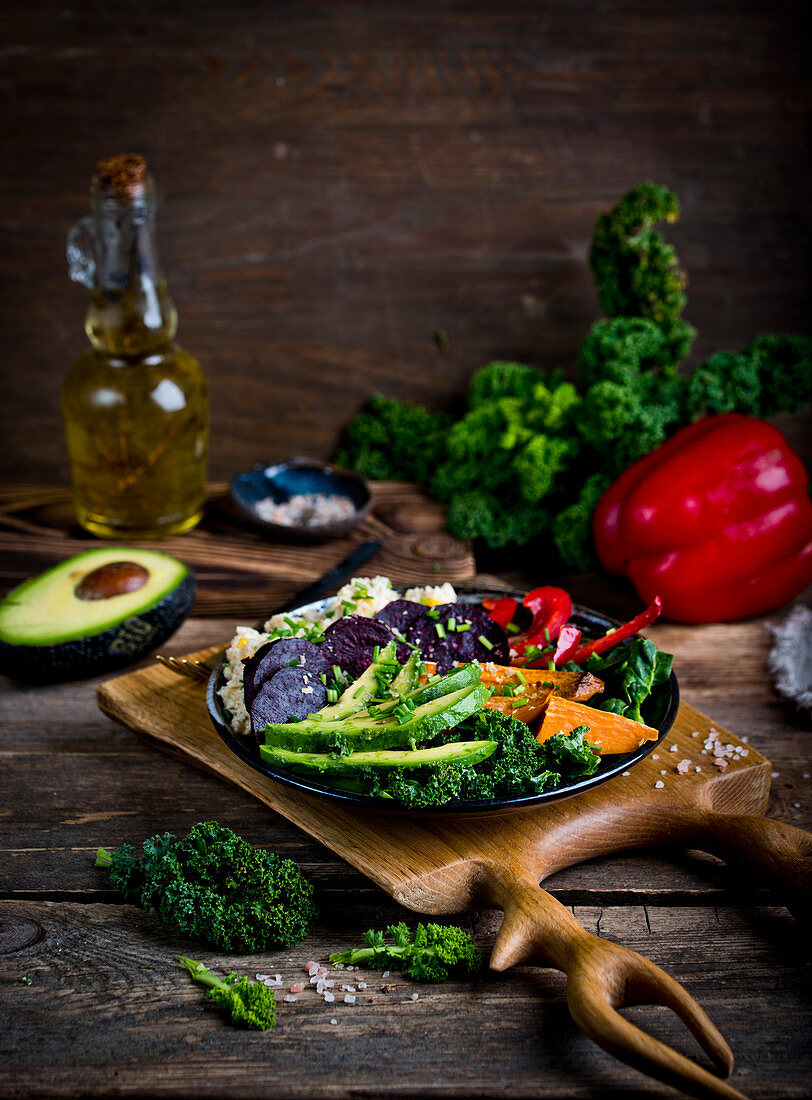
(206, 586, 679, 817)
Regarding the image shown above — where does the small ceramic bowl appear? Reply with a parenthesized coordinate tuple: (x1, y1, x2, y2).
(230, 457, 372, 542)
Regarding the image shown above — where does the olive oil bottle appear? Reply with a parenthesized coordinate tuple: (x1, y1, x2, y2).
(62, 154, 209, 538)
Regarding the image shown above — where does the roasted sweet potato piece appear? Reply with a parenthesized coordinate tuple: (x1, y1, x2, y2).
(422, 661, 603, 701)
(535, 695, 659, 754)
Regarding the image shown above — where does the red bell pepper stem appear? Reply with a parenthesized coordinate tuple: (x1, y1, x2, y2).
(571, 596, 663, 664)
(482, 596, 519, 629)
(553, 624, 582, 666)
(511, 586, 572, 655)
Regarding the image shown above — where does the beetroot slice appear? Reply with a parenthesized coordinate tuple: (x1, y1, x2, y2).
(320, 615, 398, 679)
(249, 667, 328, 741)
(375, 599, 428, 633)
(243, 638, 329, 708)
(406, 603, 510, 672)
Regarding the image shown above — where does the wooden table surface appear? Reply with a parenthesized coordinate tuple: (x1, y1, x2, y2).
(1, 484, 810, 1099)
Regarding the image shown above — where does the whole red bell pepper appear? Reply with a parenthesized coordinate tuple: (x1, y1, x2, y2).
(593, 414, 812, 623)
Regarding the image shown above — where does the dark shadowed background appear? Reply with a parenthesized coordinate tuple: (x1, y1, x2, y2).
(2, 0, 810, 485)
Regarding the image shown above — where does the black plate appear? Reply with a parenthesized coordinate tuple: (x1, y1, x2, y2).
(206, 586, 679, 816)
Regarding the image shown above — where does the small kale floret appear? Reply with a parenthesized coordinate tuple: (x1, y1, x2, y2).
(746, 334, 812, 416)
(96, 821, 318, 953)
(589, 182, 696, 368)
(577, 372, 684, 475)
(466, 359, 550, 407)
(178, 957, 276, 1030)
(550, 472, 613, 573)
(334, 392, 452, 484)
(683, 350, 761, 419)
(329, 922, 482, 982)
(577, 317, 669, 388)
(683, 335, 812, 421)
(454, 709, 562, 799)
(443, 489, 549, 550)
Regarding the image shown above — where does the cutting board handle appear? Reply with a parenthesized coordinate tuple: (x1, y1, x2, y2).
(482, 865, 749, 1100)
(698, 814, 812, 922)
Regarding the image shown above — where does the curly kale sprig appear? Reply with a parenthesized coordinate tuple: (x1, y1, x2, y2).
(334, 392, 452, 484)
(96, 821, 318, 953)
(329, 922, 482, 982)
(178, 957, 276, 1030)
(589, 181, 696, 367)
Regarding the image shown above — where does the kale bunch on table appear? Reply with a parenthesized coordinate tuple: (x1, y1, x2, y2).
(96, 820, 318, 952)
(335, 182, 812, 568)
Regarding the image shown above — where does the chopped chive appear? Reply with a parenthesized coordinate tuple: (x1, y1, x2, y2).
(426, 607, 440, 620)
(510, 697, 527, 708)
(373, 645, 380, 660)
(543, 627, 550, 643)
(435, 623, 446, 639)
(547, 660, 556, 670)
(283, 659, 298, 668)
(502, 683, 515, 697)
(478, 635, 494, 651)
(327, 689, 339, 703)
(506, 621, 520, 634)
(319, 673, 328, 685)
(447, 617, 456, 632)
(456, 622, 470, 633)
(515, 670, 527, 686)
(341, 599, 357, 613)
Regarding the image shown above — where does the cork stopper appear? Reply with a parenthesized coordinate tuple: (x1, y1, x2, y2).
(94, 154, 148, 197)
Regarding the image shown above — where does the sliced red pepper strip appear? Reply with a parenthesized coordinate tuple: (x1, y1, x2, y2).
(511, 586, 572, 655)
(482, 596, 519, 629)
(553, 624, 582, 666)
(571, 596, 663, 664)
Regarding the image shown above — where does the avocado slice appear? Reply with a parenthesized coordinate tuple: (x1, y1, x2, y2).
(0, 547, 195, 683)
(369, 662, 481, 717)
(318, 640, 398, 720)
(260, 738, 497, 774)
(388, 650, 421, 696)
(262, 682, 492, 753)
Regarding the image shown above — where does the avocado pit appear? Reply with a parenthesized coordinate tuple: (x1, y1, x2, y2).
(75, 561, 150, 601)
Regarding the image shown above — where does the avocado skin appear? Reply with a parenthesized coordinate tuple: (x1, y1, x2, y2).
(0, 571, 196, 683)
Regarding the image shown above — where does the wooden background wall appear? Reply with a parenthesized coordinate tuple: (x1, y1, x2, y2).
(2, 0, 810, 485)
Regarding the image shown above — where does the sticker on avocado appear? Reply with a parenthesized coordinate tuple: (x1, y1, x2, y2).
(108, 617, 159, 656)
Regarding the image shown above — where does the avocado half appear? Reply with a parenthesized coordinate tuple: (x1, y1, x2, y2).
(0, 547, 196, 683)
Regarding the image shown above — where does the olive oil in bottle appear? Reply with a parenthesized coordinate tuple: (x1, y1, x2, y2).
(62, 154, 209, 538)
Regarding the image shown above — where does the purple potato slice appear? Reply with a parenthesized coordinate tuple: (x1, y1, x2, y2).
(243, 638, 329, 708)
(406, 603, 510, 672)
(249, 666, 328, 742)
(319, 615, 399, 679)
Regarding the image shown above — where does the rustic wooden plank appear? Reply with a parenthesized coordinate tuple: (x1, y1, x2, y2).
(1, 2, 810, 485)
(0, 483, 475, 618)
(0, 900, 808, 1098)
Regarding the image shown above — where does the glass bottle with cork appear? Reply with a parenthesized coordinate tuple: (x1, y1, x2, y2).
(62, 154, 209, 538)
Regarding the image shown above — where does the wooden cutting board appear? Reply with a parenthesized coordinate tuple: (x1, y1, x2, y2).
(98, 652, 812, 1100)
